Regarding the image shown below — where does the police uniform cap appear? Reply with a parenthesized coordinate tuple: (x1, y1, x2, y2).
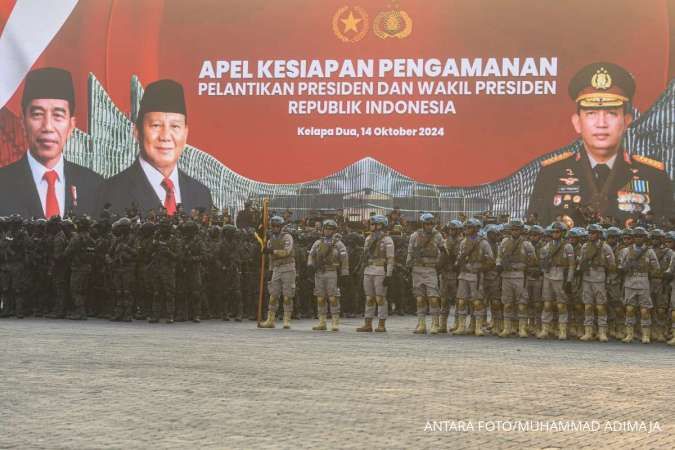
(568, 62, 635, 109)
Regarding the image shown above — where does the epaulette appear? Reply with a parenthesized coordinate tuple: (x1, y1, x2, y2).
(631, 154, 665, 171)
(541, 151, 574, 167)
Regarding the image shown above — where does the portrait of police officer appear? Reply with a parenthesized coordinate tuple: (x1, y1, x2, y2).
(528, 62, 674, 226)
(0, 67, 103, 218)
(97, 79, 212, 216)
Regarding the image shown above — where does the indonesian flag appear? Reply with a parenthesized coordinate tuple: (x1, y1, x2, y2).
(0, 0, 79, 109)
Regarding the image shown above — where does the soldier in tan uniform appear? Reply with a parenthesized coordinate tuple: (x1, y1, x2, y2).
(648, 229, 672, 342)
(407, 213, 445, 334)
(604, 227, 625, 339)
(260, 216, 296, 329)
(483, 225, 503, 335)
(356, 215, 394, 333)
(576, 224, 616, 341)
(664, 232, 675, 346)
(453, 218, 494, 336)
(617, 227, 660, 344)
(307, 220, 350, 332)
(440, 220, 462, 333)
(525, 225, 545, 336)
(496, 219, 537, 338)
(537, 222, 576, 340)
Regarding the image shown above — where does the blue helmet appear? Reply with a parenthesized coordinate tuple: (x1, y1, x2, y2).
(465, 218, 482, 228)
(270, 216, 284, 226)
(370, 215, 388, 226)
(447, 220, 464, 230)
(605, 227, 621, 237)
(420, 213, 435, 224)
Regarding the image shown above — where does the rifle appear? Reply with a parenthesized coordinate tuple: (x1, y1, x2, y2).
(454, 238, 480, 273)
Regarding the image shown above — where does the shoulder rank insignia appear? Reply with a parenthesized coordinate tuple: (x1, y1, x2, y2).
(631, 154, 665, 171)
(541, 151, 574, 167)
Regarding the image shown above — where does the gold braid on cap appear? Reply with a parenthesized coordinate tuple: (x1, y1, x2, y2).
(576, 92, 628, 108)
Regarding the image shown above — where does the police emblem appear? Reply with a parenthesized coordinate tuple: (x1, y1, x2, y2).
(333, 6, 369, 43)
(373, 4, 412, 39)
(591, 67, 612, 90)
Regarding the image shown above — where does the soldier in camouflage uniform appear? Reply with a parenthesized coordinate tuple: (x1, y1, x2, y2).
(496, 219, 537, 338)
(576, 224, 615, 342)
(407, 213, 445, 334)
(64, 216, 97, 320)
(453, 218, 494, 336)
(29, 219, 50, 316)
(525, 225, 545, 336)
(204, 225, 224, 319)
(648, 229, 672, 342)
(136, 221, 157, 320)
(617, 227, 660, 344)
(108, 218, 137, 322)
(221, 224, 244, 321)
(307, 220, 350, 331)
(387, 224, 408, 316)
(149, 218, 179, 323)
(177, 220, 205, 323)
(664, 232, 675, 346)
(356, 215, 394, 333)
(240, 230, 261, 320)
(604, 227, 625, 339)
(44, 217, 69, 318)
(482, 224, 502, 335)
(440, 220, 462, 333)
(260, 216, 296, 329)
(342, 227, 366, 318)
(537, 222, 576, 340)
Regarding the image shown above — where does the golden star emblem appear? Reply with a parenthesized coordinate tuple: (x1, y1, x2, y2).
(341, 11, 362, 33)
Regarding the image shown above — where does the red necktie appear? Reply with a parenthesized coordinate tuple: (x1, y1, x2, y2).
(42, 170, 60, 218)
(162, 177, 176, 215)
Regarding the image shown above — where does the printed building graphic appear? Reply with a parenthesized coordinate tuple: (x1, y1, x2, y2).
(2, 74, 673, 222)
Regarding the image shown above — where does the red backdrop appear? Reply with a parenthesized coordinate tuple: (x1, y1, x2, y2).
(1, 0, 672, 185)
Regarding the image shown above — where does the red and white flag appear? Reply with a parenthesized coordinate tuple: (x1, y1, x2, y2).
(0, 0, 79, 109)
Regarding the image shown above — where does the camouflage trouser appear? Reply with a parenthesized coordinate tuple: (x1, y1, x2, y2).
(581, 281, 608, 327)
(152, 267, 176, 319)
(483, 276, 501, 321)
(224, 268, 243, 319)
(70, 267, 92, 315)
(440, 273, 458, 316)
(607, 280, 623, 328)
(500, 276, 528, 320)
(112, 267, 135, 319)
(623, 287, 652, 327)
(316, 295, 340, 316)
(541, 278, 568, 324)
(526, 277, 543, 325)
(180, 269, 203, 319)
(650, 281, 669, 331)
(0, 267, 11, 315)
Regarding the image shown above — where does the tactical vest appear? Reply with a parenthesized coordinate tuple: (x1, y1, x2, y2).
(414, 231, 440, 266)
(270, 233, 294, 266)
(316, 239, 339, 270)
(549, 241, 569, 267)
(367, 234, 386, 266)
(502, 237, 526, 265)
(627, 246, 649, 273)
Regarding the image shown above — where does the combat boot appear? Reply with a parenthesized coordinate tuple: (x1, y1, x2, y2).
(597, 326, 608, 342)
(557, 323, 567, 340)
(653, 326, 665, 343)
(498, 320, 513, 337)
(282, 311, 292, 329)
(451, 317, 466, 335)
(536, 323, 550, 339)
(429, 316, 440, 334)
(614, 325, 625, 340)
(467, 317, 475, 334)
(313, 315, 327, 331)
(414, 317, 427, 334)
(331, 315, 340, 332)
(438, 314, 448, 333)
(448, 314, 459, 332)
(259, 310, 276, 328)
(166, 315, 175, 324)
(356, 318, 373, 332)
(621, 325, 634, 343)
(608, 322, 616, 339)
(474, 316, 485, 337)
(667, 335, 675, 346)
(492, 318, 503, 335)
(375, 319, 386, 332)
(518, 319, 528, 338)
(579, 325, 594, 341)
(641, 327, 651, 344)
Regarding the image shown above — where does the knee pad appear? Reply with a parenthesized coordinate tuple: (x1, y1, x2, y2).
(429, 297, 440, 309)
(316, 297, 326, 307)
(269, 296, 279, 307)
(472, 299, 483, 311)
(517, 303, 527, 315)
(656, 307, 666, 318)
(503, 303, 513, 313)
(596, 304, 607, 316)
(375, 296, 385, 306)
(457, 298, 467, 309)
(625, 305, 636, 317)
(366, 296, 376, 307)
(584, 304, 594, 315)
(640, 307, 651, 320)
(283, 297, 293, 306)
(416, 297, 426, 309)
(329, 297, 339, 307)
(557, 303, 567, 314)
(543, 301, 553, 313)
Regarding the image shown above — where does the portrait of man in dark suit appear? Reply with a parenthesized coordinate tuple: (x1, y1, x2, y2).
(0, 67, 103, 218)
(528, 62, 673, 226)
(97, 79, 212, 216)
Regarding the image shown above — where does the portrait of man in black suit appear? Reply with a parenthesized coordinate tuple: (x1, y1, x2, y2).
(0, 67, 103, 218)
(97, 79, 212, 216)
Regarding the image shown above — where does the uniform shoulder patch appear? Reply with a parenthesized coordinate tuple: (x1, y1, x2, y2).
(541, 151, 574, 167)
(631, 154, 665, 171)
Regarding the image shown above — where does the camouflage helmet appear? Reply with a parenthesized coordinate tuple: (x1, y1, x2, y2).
(665, 231, 675, 241)
(61, 218, 74, 230)
(141, 221, 157, 234)
(222, 224, 237, 235)
(509, 218, 525, 230)
(159, 217, 173, 230)
(568, 227, 585, 238)
(484, 224, 500, 235)
(447, 219, 464, 230)
(649, 229, 665, 239)
(76, 215, 92, 230)
(209, 225, 222, 236)
(632, 227, 648, 237)
(113, 217, 132, 231)
(620, 228, 633, 237)
(529, 225, 544, 235)
(180, 220, 199, 234)
(370, 215, 388, 227)
(501, 222, 512, 232)
(605, 227, 621, 237)
(420, 212, 435, 224)
(550, 222, 567, 232)
(9, 213, 22, 225)
(270, 216, 284, 226)
(587, 223, 604, 233)
(465, 218, 482, 228)
(322, 219, 338, 230)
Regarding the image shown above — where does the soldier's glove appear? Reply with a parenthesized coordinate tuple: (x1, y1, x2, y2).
(382, 275, 393, 287)
(262, 247, 274, 255)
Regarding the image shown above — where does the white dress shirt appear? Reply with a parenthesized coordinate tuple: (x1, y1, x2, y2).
(138, 156, 182, 205)
(587, 152, 617, 170)
(26, 150, 65, 217)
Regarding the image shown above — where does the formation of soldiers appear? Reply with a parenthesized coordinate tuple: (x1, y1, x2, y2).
(1, 211, 674, 346)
